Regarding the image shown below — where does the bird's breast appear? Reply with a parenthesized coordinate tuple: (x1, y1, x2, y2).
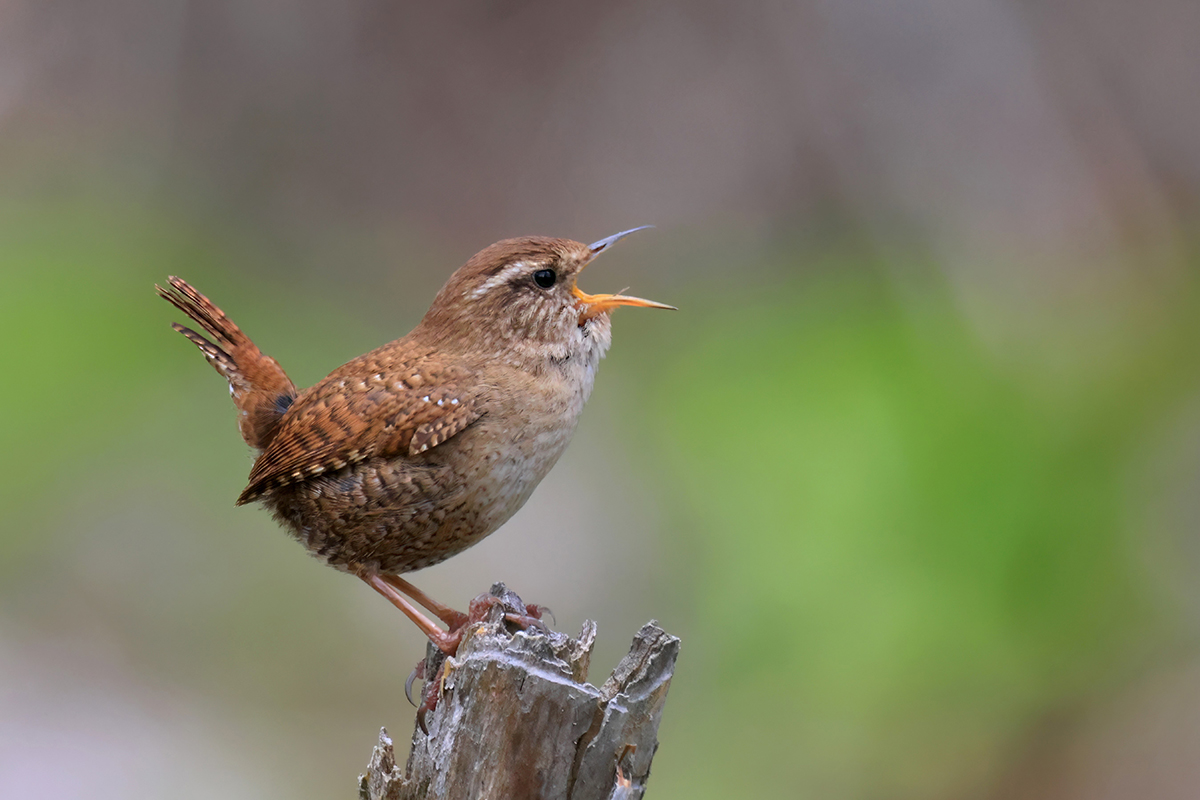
(461, 355, 597, 533)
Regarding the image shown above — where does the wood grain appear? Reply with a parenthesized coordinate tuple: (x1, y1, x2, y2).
(359, 584, 680, 800)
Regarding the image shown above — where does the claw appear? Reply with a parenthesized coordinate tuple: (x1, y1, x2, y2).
(504, 612, 549, 632)
(405, 659, 426, 708)
(416, 671, 437, 735)
(417, 705, 430, 736)
(416, 658, 453, 735)
(525, 604, 556, 627)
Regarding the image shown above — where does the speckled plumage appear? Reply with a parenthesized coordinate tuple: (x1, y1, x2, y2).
(158, 234, 669, 589)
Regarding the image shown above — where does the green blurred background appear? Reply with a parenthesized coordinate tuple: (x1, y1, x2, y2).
(3, 3, 1200, 798)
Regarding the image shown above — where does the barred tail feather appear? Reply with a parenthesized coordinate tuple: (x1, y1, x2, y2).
(158, 277, 298, 452)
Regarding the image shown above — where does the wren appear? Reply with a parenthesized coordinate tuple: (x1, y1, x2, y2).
(158, 228, 673, 654)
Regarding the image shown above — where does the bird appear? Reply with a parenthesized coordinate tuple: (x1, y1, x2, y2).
(157, 227, 673, 656)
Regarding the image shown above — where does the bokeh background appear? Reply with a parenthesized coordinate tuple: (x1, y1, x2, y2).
(3, 2, 1200, 798)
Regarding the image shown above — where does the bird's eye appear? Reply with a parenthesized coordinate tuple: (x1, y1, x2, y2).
(533, 269, 557, 289)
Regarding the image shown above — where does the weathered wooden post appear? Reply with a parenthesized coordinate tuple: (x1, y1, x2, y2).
(359, 584, 680, 799)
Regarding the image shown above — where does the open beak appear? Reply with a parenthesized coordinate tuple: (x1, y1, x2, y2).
(573, 226, 677, 321)
(572, 288, 677, 319)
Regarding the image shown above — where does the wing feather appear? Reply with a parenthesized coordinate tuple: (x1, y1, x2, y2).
(236, 350, 480, 504)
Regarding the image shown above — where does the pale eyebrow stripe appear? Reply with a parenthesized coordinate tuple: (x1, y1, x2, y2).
(469, 261, 534, 299)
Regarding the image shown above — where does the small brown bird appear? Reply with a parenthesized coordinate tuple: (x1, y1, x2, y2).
(158, 228, 672, 655)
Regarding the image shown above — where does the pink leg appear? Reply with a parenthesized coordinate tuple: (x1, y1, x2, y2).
(379, 574, 468, 629)
(361, 574, 464, 656)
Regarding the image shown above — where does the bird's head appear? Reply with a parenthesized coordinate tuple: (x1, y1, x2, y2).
(421, 227, 674, 364)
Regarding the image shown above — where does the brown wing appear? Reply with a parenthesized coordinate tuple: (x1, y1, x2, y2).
(236, 351, 481, 505)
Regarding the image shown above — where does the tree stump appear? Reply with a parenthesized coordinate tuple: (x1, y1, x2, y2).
(359, 583, 680, 800)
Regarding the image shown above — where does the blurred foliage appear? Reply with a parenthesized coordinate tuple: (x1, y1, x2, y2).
(623, 250, 1200, 797)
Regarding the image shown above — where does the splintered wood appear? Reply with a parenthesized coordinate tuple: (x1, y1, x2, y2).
(359, 584, 680, 800)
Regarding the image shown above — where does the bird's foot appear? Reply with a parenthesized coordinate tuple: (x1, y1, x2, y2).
(406, 587, 555, 734)
(466, 592, 550, 634)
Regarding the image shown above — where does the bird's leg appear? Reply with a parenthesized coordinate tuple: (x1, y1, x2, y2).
(379, 574, 468, 629)
(378, 575, 549, 641)
(361, 574, 464, 656)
